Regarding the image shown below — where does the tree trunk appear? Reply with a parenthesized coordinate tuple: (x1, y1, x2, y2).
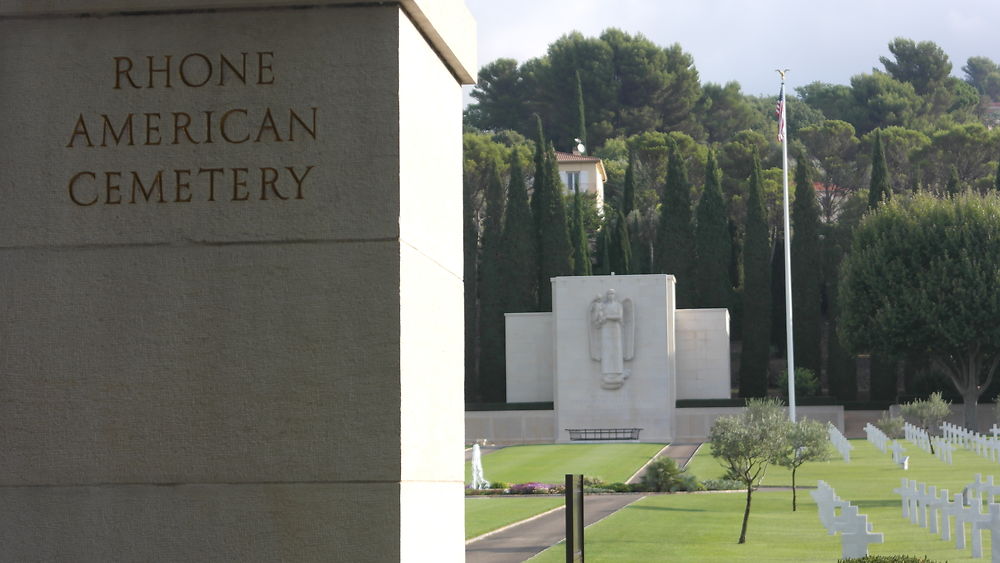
(791, 467, 797, 511)
(739, 485, 753, 543)
(963, 389, 980, 431)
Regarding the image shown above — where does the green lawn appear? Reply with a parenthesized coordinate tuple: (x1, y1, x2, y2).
(465, 496, 564, 539)
(528, 438, 1000, 562)
(466, 443, 667, 485)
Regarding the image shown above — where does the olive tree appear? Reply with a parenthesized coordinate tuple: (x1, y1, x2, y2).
(708, 398, 790, 543)
(775, 419, 831, 511)
(840, 193, 1000, 430)
(900, 391, 952, 451)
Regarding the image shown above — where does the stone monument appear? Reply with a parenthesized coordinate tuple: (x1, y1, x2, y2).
(506, 274, 731, 442)
(0, 1, 474, 561)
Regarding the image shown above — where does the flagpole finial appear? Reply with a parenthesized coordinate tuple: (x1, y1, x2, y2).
(776, 68, 790, 83)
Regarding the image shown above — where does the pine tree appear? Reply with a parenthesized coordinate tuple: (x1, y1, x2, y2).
(739, 151, 772, 398)
(868, 129, 892, 210)
(478, 162, 507, 402)
(571, 190, 592, 275)
(622, 152, 636, 217)
(575, 70, 587, 149)
(609, 208, 632, 275)
(694, 150, 732, 310)
(654, 137, 696, 307)
(532, 124, 574, 310)
(791, 153, 822, 376)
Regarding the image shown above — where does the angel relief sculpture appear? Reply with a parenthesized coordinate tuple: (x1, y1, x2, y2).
(588, 289, 635, 390)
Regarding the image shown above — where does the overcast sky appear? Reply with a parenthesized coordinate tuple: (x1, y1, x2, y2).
(464, 0, 1000, 101)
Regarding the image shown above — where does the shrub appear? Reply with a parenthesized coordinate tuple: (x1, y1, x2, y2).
(641, 457, 701, 492)
(509, 482, 561, 494)
(702, 478, 744, 491)
(875, 412, 904, 439)
(778, 367, 820, 397)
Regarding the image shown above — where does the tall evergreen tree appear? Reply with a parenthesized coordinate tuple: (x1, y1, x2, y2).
(791, 154, 822, 376)
(622, 152, 636, 216)
(609, 208, 632, 275)
(694, 150, 732, 310)
(946, 165, 961, 197)
(575, 70, 587, 149)
(994, 157, 1000, 193)
(571, 190, 592, 275)
(595, 226, 611, 275)
(494, 151, 539, 382)
(463, 173, 481, 402)
(533, 128, 575, 310)
(868, 129, 892, 210)
(478, 162, 507, 402)
(739, 151, 772, 398)
(654, 137, 696, 307)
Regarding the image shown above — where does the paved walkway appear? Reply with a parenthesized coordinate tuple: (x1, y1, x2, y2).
(465, 493, 645, 563)
(464, 442, 702, 563)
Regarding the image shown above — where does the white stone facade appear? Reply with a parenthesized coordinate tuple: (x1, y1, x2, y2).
(504, 274, 731, 443)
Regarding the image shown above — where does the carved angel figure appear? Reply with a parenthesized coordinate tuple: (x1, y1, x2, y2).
(588, 289, 635, 390)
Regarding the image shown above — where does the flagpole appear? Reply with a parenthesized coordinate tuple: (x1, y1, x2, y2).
(778, 69, 796, 422)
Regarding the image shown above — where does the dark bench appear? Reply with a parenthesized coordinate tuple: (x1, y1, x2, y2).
(566, 428, 642, 441)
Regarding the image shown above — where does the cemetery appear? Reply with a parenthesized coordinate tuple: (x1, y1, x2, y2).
(5, 0, 1000, 561)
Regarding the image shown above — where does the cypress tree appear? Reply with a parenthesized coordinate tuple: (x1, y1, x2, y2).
(622, 152, 636, 217)
(533, 134, 574, 310)
(478, 162, 507, 402)
(571, 190, 592, 275)
(791, 154, 822, 376)
(868, 129, 892, 210)
(595, 225, 611, 275)
(498, 151, 537, 311)
(609, 208, 632, 275)
(946, 165, 961, 197)
(994, 157, 1000, 193)
(694, 150, 732, 310)
(653, 137, 696, 307)
(575, 70, 587, 149)
(739, 151, 772, 398)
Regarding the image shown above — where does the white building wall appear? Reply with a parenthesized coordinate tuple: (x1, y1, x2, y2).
(675, 309, 731, 400)
(504, 313, 553, 403)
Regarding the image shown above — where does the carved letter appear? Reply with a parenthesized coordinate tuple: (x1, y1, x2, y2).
(220, 109, 249, 144)
(287, 165, 315, 200)
(66, 114, 94, 148)
(114, 56, 141, 89)
(231, 167, 249, 201)
(68, 171, 98, 206)
(179, 53, 212, 87)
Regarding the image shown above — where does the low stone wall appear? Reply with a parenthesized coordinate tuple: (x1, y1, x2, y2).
(466, 405, 847, 444)
(673, 405, 845, 442)
(466, 410, 556, 445)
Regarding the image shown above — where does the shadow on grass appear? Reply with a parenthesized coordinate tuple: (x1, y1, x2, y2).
(625, 505, 707, 513)
(852, 499, 908, 508)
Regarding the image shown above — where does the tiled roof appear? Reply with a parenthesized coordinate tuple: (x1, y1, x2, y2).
(555, 151, 602, 163)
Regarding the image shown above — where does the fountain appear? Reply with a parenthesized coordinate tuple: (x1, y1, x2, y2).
(470, 443, 489, 489)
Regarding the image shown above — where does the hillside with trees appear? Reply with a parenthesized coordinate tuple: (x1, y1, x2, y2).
(463, 31, 1000, 405)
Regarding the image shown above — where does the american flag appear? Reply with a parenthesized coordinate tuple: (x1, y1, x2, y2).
(775, 84, 786, 142)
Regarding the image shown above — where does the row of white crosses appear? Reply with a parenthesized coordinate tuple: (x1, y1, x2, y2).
(893, 475, 1000, 559)
(865, 423, 890, 453)
(941, 422, 1000, 463)
(810, 480, 883, 559)
(828, 423, 853, 462)
(932, 437, 956, 464)
(904, 422, 932, 453)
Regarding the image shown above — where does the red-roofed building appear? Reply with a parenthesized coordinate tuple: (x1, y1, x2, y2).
(555, 151, 607, 209)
